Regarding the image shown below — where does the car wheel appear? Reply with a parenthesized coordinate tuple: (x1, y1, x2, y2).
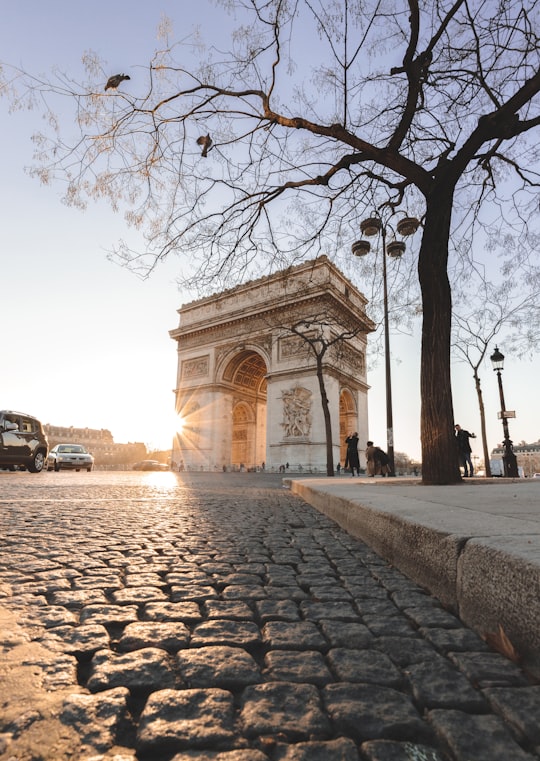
(54, 462, 60, 472)
(28, 450, 46, 473)
(76, 469, 80, 472)
(87, 467, 92, 472)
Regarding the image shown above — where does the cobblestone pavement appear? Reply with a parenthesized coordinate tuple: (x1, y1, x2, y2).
(1, 471, 540, 761)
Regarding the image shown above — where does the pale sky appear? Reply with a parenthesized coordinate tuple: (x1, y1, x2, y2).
(1, 1, 538, 459)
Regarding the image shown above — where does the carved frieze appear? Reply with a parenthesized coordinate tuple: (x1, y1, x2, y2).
(331, 343, 365, 376)
(281, 386, 312, 439)
(278, 335, 313, 362)
(181, 356, 209, 379)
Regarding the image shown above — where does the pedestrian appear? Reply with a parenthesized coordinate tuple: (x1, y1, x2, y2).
(336, 462, 341, 475)
(455, 424, 476, 477)
(365, 441, 391, 477)
(375, 446, 391, 476)
(345, 432, 360, 476)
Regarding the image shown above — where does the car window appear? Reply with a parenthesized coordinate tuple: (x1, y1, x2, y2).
(20, 417, 36, 433)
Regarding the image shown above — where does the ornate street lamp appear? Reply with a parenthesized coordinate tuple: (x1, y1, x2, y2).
(490, 346, 519, 478)
(352, 213, 420, 476)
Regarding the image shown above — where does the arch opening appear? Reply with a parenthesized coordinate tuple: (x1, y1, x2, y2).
(339, 388, 358, 467)
(225, 350, 267, 469)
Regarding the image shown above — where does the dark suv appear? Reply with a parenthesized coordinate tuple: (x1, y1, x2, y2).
(0, 410, 49, 472)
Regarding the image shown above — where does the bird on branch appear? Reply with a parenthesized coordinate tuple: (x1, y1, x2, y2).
(196, 134, 212, 157)
(105, 74, 131, 91)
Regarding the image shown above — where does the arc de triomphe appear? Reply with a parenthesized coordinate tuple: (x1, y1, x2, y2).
(169, 256, 375, 472)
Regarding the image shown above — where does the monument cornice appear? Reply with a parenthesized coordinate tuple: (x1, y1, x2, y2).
(170, 293, 374, 346)
(176, 255, 369, 310)
(170, 257, 375, 343)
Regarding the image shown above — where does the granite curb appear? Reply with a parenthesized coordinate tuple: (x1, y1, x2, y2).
(285, 478, 540, 679)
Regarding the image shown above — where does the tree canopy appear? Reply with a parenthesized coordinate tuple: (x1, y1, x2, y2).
(2, 0, 540, 483)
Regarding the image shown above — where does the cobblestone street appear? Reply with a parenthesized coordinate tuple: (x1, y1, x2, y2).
(1, 471, 539, 761)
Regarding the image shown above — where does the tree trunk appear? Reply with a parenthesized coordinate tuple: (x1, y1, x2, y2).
(316, 357, 335, 476)
(473, 369, 492, 477)
(418, 188, 461, 484)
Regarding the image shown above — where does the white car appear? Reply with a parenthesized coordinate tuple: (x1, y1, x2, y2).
(47, 443, 94, 472)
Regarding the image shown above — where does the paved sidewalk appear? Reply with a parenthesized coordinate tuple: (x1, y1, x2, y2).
(287, 477, 540, 680)
(1, 471, 540, 761)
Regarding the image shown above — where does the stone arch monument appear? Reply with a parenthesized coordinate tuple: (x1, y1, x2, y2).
(169, 256, 375, 472)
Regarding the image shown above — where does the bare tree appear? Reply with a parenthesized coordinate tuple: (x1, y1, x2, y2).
(394, 450, 419, 475)
(2, 0, 540, 484)
(279, 314, 368, 476)
(452, 275, 540, 476)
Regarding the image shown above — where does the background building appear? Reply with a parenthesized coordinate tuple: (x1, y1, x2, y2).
(491, 440, 540, 477)
(43, 424, 147, 468)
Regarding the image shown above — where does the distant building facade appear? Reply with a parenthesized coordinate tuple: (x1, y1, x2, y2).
(43, 424, 146, 467)
(169, 257, 375, 472)
(491, 440, 540, 477)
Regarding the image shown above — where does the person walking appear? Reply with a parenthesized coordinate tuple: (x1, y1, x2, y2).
(455, 424, 476, 477)
(345, 432, 360, 476)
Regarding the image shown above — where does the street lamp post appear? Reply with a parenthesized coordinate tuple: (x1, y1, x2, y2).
(489, 346, 519, 478)
(352, 213, 419, 477)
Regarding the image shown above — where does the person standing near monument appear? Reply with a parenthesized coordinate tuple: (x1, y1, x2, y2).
(454, 424, 476, 477)
(345, 432, 360, 476)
